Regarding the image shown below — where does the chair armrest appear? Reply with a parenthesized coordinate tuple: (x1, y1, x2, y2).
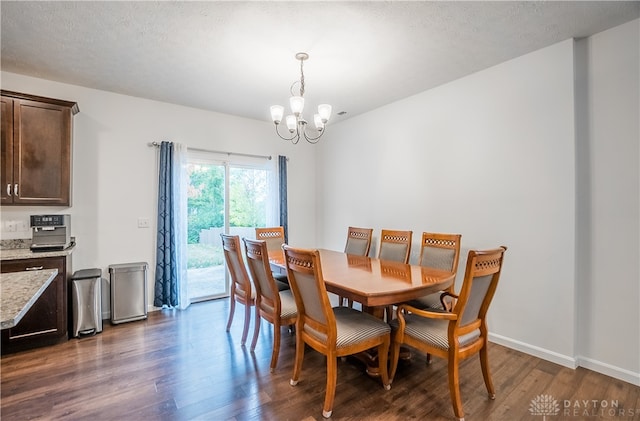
(440, 291, 458, 312)
(397, 304, 457, 321)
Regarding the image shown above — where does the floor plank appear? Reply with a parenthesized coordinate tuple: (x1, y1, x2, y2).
(1, 298, 639, 420)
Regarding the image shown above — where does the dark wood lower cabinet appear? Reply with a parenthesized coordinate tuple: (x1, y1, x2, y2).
(1, 255, 70, 354)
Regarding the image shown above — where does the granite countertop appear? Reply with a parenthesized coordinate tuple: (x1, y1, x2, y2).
(0, 243, 75, 261)
(0, 268, 58, 329)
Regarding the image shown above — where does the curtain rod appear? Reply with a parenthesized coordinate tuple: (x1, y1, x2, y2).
(149, 141, 272, 160)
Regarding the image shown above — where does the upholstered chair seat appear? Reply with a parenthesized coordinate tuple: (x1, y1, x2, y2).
(389, 312, 480, 351)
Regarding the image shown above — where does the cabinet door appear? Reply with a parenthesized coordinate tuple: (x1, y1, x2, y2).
(1, 96, 14, 204)
(13, 99, 71, 205)
(1, 257, 68, 353)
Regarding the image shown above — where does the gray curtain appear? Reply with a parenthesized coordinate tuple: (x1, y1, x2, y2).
(154, 141, 179, 307)
(278, 155, 288, 243)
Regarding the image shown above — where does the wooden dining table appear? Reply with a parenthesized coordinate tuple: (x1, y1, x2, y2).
(268, 248, 455, 375)
(269, 248, 455, 308)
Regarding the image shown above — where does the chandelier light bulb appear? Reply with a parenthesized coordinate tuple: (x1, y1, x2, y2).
(314, 114, 324, 131)
(285, 115, 297, 133)
(289, 96, 305, 116)
(318, 104, 332, 123)
(270, 105, 284, 124)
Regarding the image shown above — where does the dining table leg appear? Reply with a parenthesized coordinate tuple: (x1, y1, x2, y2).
(352, 305, 411, 378)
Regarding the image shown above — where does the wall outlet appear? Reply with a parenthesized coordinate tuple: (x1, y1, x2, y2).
(137, 217, 150, 228)
(18, 220, 29, 231)
(5, 221, 17, 232)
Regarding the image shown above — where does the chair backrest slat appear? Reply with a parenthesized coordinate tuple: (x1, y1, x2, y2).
(243, 238, 279, 313)
(418, 232, 462, 274)
(282, 245, 335, 343)
(453, 247, 507, 329)
(255, 226, 286, 254)
(344, 226, 373, 256)
(378, 229, 412, 264)
(221, 234, 252, 297)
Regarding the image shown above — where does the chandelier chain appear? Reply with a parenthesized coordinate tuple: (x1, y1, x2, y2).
(299, 57, 305, 97)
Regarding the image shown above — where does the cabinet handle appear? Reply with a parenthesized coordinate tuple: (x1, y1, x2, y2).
(25, 266, 44, 271)
(14, 184, 18, 197)
(6, 184, 11, 196)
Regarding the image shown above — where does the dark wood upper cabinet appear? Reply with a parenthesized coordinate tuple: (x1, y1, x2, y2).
(1, 90, 79, 206)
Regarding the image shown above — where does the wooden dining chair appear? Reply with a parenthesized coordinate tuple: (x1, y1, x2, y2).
(344, 226, 373, 256)
(389, 247, 507, 421)
(377, 229, 412, 320)
(255, 226, 286, 252)
(220, 234, 255, 346)
(409, 232, 462, 310)
(339, 226, 373, 307)
(282, 245, 392, 419)
(243, 238, 298, 372)
(255, 226, 290, 288)
(378, 229, 413, 264)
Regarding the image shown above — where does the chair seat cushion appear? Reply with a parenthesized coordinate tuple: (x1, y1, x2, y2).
(407, 292, 445, 310)
(333, 307, 391, 349)
(278, 290, 298, 318)
(389, 314, 479, 351)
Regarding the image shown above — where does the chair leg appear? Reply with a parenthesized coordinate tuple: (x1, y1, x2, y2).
(250, 307, 261, 351)
(270, 321, 282, 372)
(389, 336, 402, 381)
(226, 296, 235, 332)
(322, 352, 338, 418)
(480, 345, 496, 399)
(240, 302, 251, 346)
(377, 337, 391, 390)
(290, 325, 305, 386)
(447, 352, 465, 420)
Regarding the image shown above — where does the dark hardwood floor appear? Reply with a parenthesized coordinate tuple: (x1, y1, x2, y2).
(1, 298, 639, 420)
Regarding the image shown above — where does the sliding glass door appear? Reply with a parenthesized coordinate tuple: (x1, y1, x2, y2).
(186, 152, 276, 302)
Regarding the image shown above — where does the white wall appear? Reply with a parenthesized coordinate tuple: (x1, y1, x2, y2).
(575, 19, 640, 384)
(318, 39, 578, 364)
(0, 72, 318, 310)
(317, 20, 640, 386)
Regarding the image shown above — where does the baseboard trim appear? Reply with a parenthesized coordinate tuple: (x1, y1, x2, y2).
(577, 355, 640, 386)
(489, 333, 640, 386)
(488, 332, 578, 369)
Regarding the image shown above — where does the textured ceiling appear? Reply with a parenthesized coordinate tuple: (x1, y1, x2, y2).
(1, 1, 639, 124)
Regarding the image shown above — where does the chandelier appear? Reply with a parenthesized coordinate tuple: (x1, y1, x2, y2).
(270, 52, 332, 144)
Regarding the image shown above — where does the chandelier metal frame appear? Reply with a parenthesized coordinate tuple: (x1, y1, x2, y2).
(270, 52, 332, 145)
